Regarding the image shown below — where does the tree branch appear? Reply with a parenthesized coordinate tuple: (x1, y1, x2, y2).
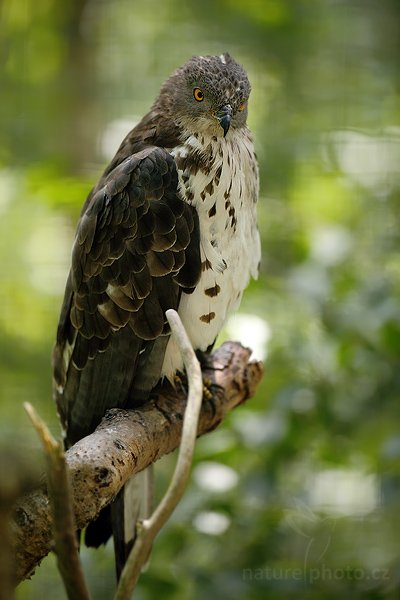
(24, 403, 91, 600)
(12, 341, 264, 584)
(115, 309, 203, 598)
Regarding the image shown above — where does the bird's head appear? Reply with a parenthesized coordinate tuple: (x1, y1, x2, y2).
(155, 53, 251, 138)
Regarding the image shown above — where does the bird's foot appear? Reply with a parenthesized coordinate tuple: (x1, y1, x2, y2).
(173, 371, 223, 401)
(174, 371, 188, 395)
(202, 376, 224, 401)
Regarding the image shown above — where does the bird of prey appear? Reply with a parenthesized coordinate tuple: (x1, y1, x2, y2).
(53, 52, 261, 576)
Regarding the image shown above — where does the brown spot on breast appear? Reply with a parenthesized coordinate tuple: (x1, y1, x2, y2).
(202, 258, 212, 271)
(205, 284, 221, 297)
(214, 164, 223, 185)
(204, 144, 214, 161)
(200, 311, 216, 323)
(175, 154, 187, 171)
(224, 205, 237, 231)
(203, 180, 214, 197)
(208, 203, 216, 218)
(176, 152, 210, 177)
(224, 180, 232, 199)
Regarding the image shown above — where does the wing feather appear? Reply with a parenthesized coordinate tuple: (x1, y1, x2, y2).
(53, 145, 201, 444)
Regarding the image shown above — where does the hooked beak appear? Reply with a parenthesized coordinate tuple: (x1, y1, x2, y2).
(217, 104, 232, 137)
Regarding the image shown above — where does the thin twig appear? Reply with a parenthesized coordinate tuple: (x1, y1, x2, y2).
(114, 309, 203, 599)
(24, 403, 91, 600)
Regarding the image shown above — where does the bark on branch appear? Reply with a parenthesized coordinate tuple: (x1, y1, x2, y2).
(12, 341, 264, 584)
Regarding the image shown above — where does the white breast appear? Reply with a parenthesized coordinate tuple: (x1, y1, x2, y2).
(161, 128, 261, 379)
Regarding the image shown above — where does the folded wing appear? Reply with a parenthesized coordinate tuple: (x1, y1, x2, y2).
(53, 146, 201, 445)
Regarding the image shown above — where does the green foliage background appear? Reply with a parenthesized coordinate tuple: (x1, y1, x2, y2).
(1, 0, 399, 598)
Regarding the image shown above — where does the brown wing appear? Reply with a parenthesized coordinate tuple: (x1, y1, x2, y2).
(53, 146, 201, 445)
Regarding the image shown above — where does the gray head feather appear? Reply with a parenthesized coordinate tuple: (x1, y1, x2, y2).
(154, 53, 251, 137)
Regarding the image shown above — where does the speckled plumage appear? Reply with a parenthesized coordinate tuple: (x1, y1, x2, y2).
(163, 126, 260, 377)
(52, 52, 260, 576)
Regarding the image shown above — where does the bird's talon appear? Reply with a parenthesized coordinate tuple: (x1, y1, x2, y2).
(174, 373, 183, 386)
(202, 377, 224, 400)
(174, 371, 188, 394)
(203, 385, 213, 400)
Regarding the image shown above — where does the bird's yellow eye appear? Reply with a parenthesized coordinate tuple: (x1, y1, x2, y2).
(239, 102, 247, 111)
(193, 88, 204, 102)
